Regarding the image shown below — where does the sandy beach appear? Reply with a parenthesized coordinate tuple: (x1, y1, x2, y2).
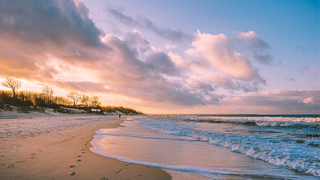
(0, 112, 171, 180)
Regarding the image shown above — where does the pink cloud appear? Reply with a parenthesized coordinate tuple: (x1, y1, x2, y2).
(186, 30, 257, 80)
(302, 97, 315, 104)
(236, 31, 270, 49)
(183, 30, 266, 92)
(310, 67, 320, 73)
(0, 0, 278, 109)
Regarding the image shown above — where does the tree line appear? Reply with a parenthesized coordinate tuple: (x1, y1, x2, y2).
(0, 77, 143, 114)
(101, 106, 143, 115)
(0, 77, 101, 108)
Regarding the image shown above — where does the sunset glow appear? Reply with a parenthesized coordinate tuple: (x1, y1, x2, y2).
(0, 0, 318, 114)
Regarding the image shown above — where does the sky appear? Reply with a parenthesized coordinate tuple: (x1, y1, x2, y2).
(0, 0, 319, 114)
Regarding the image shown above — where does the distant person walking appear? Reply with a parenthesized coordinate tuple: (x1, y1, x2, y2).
(119, 114, 121, 119)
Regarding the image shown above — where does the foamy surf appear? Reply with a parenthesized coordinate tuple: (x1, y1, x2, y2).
(90, 146, 302, 179)
(91, 115, 319, 179)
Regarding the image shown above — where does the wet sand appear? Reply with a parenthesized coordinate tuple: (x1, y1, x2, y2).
(0, 116, 171, 180)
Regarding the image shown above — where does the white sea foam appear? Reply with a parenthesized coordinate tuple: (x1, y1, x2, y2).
(185, 115, 320, 123)
(90, 140, 299, 179)
(145, 115, 320, 128)
(136, 118, 320, 177)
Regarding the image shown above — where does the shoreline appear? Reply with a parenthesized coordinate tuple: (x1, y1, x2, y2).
(0, 115, 171, 180)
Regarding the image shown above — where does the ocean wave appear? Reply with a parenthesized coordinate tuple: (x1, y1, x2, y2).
(145, 115, 320, 123)
(90, 143, 302, 180)
(138, 119, 320, 177)
(143, 115, 320, 130)
(182, 118, 320, 130)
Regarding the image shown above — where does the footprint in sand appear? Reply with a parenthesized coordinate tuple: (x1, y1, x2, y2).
(115, 169, 124, 174)
(77, 159, 81, 162)
(70, 172, 76, 176)
(69, 165, 77, 168)
(100, 178, 108, 180)
(77, 155, 82, 157)
(31, 153, 37, 159)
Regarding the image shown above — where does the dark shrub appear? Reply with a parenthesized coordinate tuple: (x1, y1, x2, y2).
(36, 98, 47, 107)
(0, 98, 5, 109)
(23, 100, 34, 106)
(1, 96, 14, 105)
(48, 103, 60, 109)
(12, 98, 24, 106)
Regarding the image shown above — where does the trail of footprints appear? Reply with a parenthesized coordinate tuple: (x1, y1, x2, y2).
(2, 130, 135, 179)
(69, 141, 89, 177)
(69, 140, 127, 180)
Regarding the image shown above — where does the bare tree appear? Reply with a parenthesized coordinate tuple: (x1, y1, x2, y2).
(1, 77, 22, 98)
(80, 94, 90, 107)
(42, 85, 54, 103)
(90, 96, 101, 107)
(67, 92, 79, 107)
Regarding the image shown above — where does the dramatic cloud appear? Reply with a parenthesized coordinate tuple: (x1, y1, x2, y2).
(0, 0, 280, 109)
(183, 30, 266, 92)
(188, 30, 259, 80)
(0, 0, 108, 81)
(96, 31, 224, 106)
(106, 6, 194, 43)
(0, 0, 105, 49)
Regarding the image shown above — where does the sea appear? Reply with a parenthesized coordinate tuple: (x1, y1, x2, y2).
(90, 115, 320, 180)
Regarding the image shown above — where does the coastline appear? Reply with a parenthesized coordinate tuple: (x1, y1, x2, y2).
(0, 115, 171, 180)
